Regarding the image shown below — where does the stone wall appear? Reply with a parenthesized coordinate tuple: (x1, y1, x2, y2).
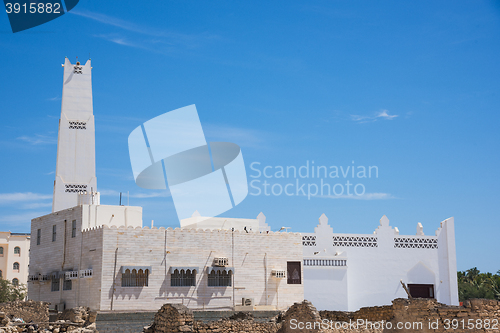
(320, 305, 393, 323)
(144, 298, 500, 333)
(384, 298, 500, 333)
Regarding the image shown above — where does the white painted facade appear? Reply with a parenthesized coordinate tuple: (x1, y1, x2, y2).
(0, 232, 30, 286)
(28, 207, 304, 311)
(52, 58, 97, 213)
(301, 214, 459, 311)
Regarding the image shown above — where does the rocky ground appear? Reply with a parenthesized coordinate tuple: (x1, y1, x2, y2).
(0, 302, 97, 333)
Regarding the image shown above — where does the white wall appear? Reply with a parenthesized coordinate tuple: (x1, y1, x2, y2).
(302, 214, 459, 311)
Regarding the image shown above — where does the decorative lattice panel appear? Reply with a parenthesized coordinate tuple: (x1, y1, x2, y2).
(73, 66, 83, 74)
(333, 236, 378, 247)
(304, 259, 347, 267)
(394, 237, 438, 249)
(65, 184, 88, 193)
(302, 235, 316, 246)
(69, 121, 86, 129)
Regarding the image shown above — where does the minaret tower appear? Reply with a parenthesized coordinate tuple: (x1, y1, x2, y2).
(52, 57, 98, 212)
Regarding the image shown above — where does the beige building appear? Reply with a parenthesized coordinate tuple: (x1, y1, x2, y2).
(0, 231, 30, 286)
(28, 206, 304, 311)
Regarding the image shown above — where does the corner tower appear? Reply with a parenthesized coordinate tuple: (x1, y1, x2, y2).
(52, 58, 97, 212)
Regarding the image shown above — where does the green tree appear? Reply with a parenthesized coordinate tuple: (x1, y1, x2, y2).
(457, 268, 500, 302)
(0, 278, 27, 302)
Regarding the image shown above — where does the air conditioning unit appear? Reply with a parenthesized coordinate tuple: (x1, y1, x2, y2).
(271, 269, 286, 279)
(79, 269, 93, 278)
(65, 271, 79, 280)
(214, 257, 228, 267)
(242, 298, 254, 307)
(36, 274, 49, 283)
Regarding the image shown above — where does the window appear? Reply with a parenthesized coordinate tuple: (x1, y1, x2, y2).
(287, 261, 301, 284)
(13, 262, 20, 271)
(51, 277, 60, 292)
(63, 279, 72, 291)
(208, 270, 232, 287)
(37, 229, 41, 245)
(14, 246, 20, 255)
(12, 278, 19, 287)
(0, 270, 2, 278)
(72, 220, 77, 238)
(171, 269, 196, 287)
(52, 225, 57, 242)
(121, 269, 149, 287)
(408, 284, 434, 298)
(0, 246, 3, 255)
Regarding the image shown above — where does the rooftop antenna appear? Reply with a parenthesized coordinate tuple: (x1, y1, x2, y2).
(76, 56, 79, 65)
(119, 192, 122, 206)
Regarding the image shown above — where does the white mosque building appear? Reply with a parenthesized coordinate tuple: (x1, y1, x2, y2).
(27, 57, 458, 312)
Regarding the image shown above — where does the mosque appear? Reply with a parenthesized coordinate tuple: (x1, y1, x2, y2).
(27, 58, 458, 312)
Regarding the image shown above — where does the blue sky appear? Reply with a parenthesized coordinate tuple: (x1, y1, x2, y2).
(1, 1, 499, 273)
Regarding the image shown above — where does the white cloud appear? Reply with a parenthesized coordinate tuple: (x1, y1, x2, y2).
(203, 124, 267, 149)
(17, 134, 57, 145)
(0, 211, 49, 223)
(376, 110, 398, 120)
(0, 192, 52, 204)
(71, 9, 221, 53)
(351, 110, 399, 123)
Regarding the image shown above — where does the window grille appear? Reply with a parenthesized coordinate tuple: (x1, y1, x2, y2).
(121, 269, 149, 287)
(63, 279, 72, 291)
(65, 184, 88, 193)
(68, 121, 86, 129)
(12, 278, 19, 287)
(14, 246, 20, 255)
(208, 270, 232, 287)
(302, 235, 316, 246)
(51, 277, 60, 292)
(333, 236, 378, 247)
(73, 66, 83, 74)
(171, 269, 196, 287)
(13, 262, 20, 270)
(394, 237, 438, 249)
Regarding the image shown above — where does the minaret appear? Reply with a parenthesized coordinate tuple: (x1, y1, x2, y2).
(52, 58, 98, 212)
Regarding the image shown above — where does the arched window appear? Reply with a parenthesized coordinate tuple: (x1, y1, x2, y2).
(14, 246, 20, 255)
(0, 247, 3, 255)
(13, 262, 20, 271)
(208, 269, 232, 287)
(121, 267, 149, 287)
(12, 278, 19, 286)
(171, 269, 196, 287)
